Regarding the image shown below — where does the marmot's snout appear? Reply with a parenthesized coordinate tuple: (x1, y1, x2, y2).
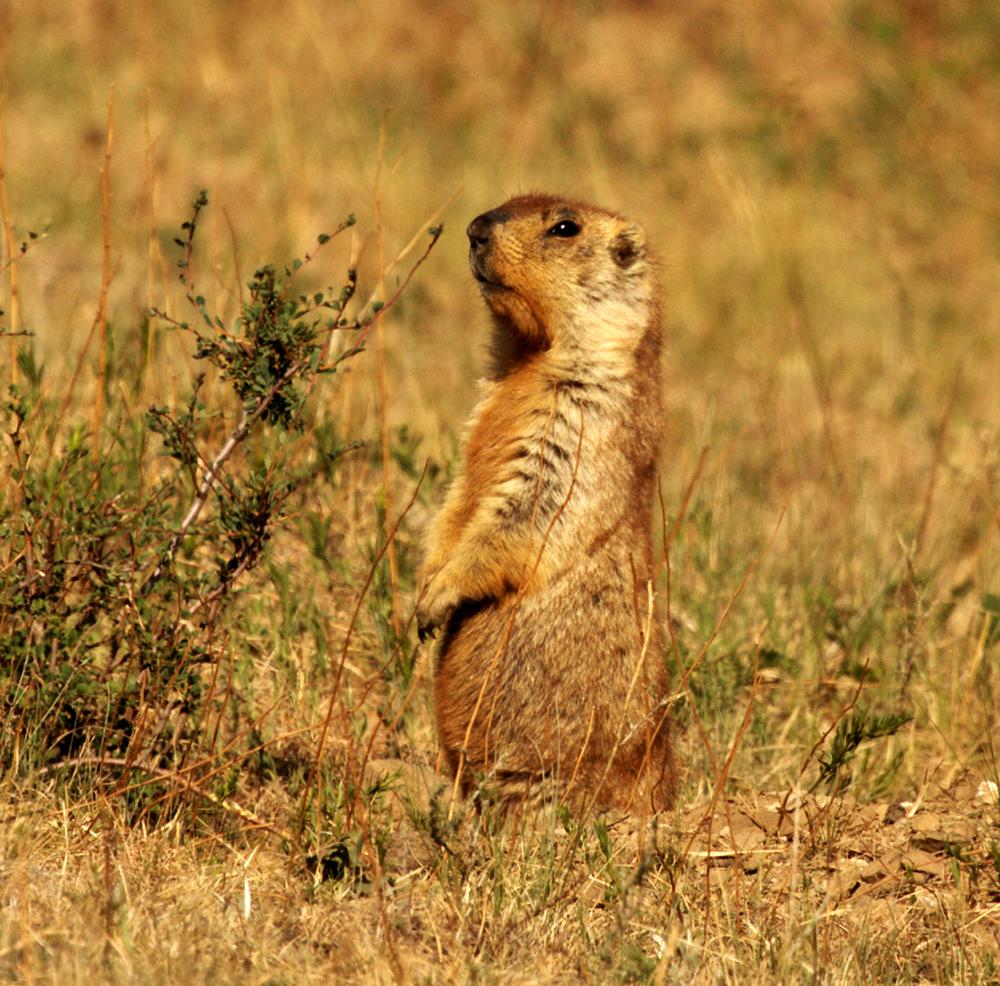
(468, 210, 507, 284)
(467, 213, 492, 247)
(466, 208, 508, 247)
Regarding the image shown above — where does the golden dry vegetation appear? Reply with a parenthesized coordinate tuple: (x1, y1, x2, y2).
(1, 2, 999, 983)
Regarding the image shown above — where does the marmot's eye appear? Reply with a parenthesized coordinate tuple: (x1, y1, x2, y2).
(547, 219, 580, 238)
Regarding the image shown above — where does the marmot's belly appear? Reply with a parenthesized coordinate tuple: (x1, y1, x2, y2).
(434, 565, 667, 783)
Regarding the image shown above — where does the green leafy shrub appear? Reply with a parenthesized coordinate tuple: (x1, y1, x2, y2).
(0, 191, 439, 783)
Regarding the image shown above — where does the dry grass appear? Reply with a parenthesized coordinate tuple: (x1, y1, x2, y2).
(1, 1, 999, 982)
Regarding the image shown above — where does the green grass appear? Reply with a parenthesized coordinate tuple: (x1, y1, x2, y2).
(1, 2, 999, 982)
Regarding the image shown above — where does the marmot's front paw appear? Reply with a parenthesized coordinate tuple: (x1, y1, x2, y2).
(415, 577, 458, 643)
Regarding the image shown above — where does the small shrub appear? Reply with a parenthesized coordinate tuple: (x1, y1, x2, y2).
(814, 706, 912, 794)
(0, 191, 438, 793)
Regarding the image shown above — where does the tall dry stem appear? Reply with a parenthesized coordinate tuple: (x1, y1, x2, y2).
(373, 117, 402, 638)
(92, 88, 114, 456)
(0, 111, 20, 385)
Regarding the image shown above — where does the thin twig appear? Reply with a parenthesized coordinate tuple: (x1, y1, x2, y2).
(331, 224, 443, 367)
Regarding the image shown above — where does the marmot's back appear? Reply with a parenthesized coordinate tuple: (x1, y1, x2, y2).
(418, 194, 675, 813)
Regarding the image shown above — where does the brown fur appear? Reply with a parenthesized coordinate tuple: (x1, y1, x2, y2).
(417, 194, 676, 814)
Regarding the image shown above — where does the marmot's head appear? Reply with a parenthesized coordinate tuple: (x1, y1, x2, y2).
(467, 194, 656, 362)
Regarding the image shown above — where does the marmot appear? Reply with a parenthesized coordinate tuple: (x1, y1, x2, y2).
(417, 194, 675, 814)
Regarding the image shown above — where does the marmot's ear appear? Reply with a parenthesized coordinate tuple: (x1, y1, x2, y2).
(610, 224, 645, 269)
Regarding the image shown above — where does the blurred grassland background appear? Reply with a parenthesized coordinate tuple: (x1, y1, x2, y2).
(1, 0, 999, 983)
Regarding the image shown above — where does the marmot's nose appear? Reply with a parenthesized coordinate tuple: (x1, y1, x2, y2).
(466, 214, 492, 248)
(467, 209, 509, 248)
